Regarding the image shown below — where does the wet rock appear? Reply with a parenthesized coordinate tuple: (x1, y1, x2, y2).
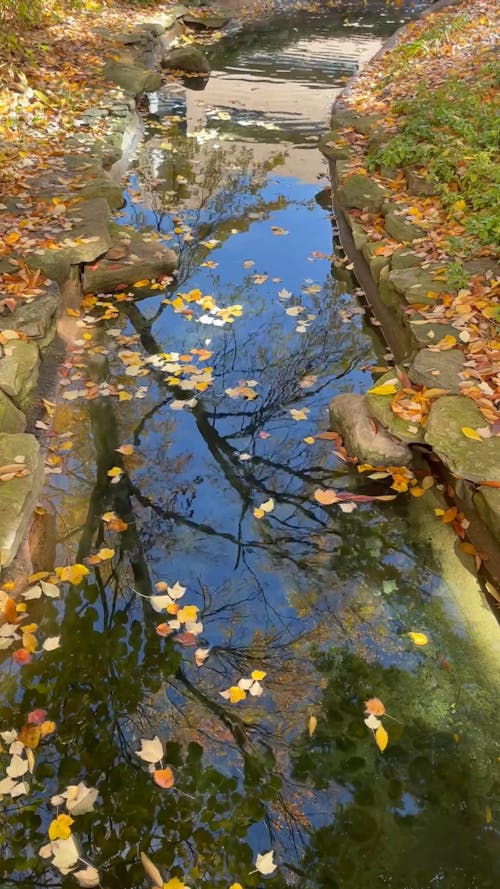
(29, 509, 57, 573)
(364, 372, 425, 444)
(386, 265, 449, 306)
(319, 131, 350, 160)
(102, 60, 162, 96)
(474, 487, 500, 543)
(25, 247, 71, 285)
(82, 233, 177, 293)
(409, 348, 465, 392)
(329, 393, 412, 466)
(425, 395, 500, 483)
(66, 199, 113, 264)
(105, 241, 130, 261)
(0, 341, 39, 405)
(0, 391, 26, 434)
(0, 433, 44, 568)
(0, 285, 59, 341)
(160, 46, 210, 75)
(337, 174, 388, 213)
(383, 208, 425, 243)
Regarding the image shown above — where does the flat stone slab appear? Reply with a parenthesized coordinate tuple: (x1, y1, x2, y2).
(388, 265, 449, 305)
(409, 348, 465, 392)
(0, 341, 39, 405)
(383, 208, 425, 243)
(64, 199, 112, 264)
(77, 177, 125, 212)
(391, 248, 423, 269)
(82, 233, 177, 293)
(474, 487, 500, 543)
(329, 392, 412, 466)
(0, 433, 44, 568)
(425, 395, 500, 483)
(102, 61, 162, 96)
(337, 174, 388, 213)
(0, 391, 26, 434)
(0, 284, 59, 341)
(364, 373, 425, 444)
(25, 247, 71, 285)
(330, 109, 381, 136)
(407, 316, 461, 349)
(181, 10, 230, 29)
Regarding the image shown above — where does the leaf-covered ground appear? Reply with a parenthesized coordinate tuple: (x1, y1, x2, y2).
(333, 0, 499, 431)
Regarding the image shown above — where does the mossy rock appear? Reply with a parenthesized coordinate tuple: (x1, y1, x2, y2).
(425, 395, 500, 483)
(24, 247, 70, 285)
(82, 233, 177, 293)
(160, 46, 210, 75)
(329, 392, 412, 466)
(0, 433, 44, 567)
(102, 61, 162, 96)
(407, 315, 461, 349)
(409, 348, 465, 392)
(474, 487, 500, 543)
(319, 131, 350, 161)
(384, 208, 425, 243)
(388, 266, 449, 306)
(0, 341, 39, 406)
(337, 174, 388, 213)
(78, 178, 125, 212)
(0, 285, 59, 342)
(391, 247, 423, 270)
(362, 242, 391, 283)
(330, 109, 381, 136)
(364, 372, 425, 444)
(0, 391, 26, 434)
(351, 222, 368, 251)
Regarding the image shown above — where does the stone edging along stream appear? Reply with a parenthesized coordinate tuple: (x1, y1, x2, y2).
(0, 5, 233, 579)
(321, 0, 500, 582)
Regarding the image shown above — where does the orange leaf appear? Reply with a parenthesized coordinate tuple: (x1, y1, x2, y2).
(364, 697, 385, 716)
(442, 507, 458, 524)
(313, 488, 338, 505)
(153, 767, 175, 789)
(3, 596, 18, 623)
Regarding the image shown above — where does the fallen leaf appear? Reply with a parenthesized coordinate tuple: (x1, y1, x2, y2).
(364, 698, 385, 716)
(375, 725, 388, 753)
(153, 767, 175, 789)
(307, 715, 317, 737)
(48, 814, 74, 841)
(314, 488, 337, 505)
(408, 632, 429, 646)
(73, 866, 100, 888)
(136, 736, 163, 764)
(140, 851, 164, 887)
(461, 426, 482, 441)
(254, 851, 277, 875)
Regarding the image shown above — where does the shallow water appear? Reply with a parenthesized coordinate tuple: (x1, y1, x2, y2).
(1, 3, 500, 888)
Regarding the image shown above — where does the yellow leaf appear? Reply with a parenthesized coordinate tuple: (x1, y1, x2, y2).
(163, 879, 186, 889)
(228, 686, 246, 704)
(22, 633, 37, 652)
(133, 279, 151, 288)
(408, 632, 428, 646)
(303, 436, 315, 444)
(54, 564, 89, 585)
(97, 548, 115, 561)
(115, 444, 134, 455)
(107, 466, 122, 478)
(253, 507, 265, 519)
(251, 670, 266, 681)
(48, 813, 74, 841)
(367, 382, 398, 396)
(461, 426, 482, 441)
(177, 605, 198, 623)
(375, 725, 388, 753)
(307, 715, 317, 737)
(229, 884, 244, 889)
(290, 408, 309, 421)
(39, 720, 56, 737)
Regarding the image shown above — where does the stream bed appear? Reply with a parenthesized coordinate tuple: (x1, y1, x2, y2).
(1, 3, 500, 887)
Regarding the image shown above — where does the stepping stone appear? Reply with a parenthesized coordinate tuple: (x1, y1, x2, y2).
(82, 233, 177, 293)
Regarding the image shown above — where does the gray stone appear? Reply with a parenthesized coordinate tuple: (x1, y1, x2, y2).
(0, 284, 59, 341)
(25, 247, 71, 285)
(474, 487, 500, 543)
(102, 61, 162, 96)
(182, 10, 230, 29)
(425, 395, 500, 483)
(407, 315, 461, 349)
(141, 22, 165, 35)
(318, 131, 350, 160)
(331, 109, 381, 136)
(405, 168, 438, 196)
(160, 46, 210, 75)
(0, 433, 44, 568)
(364, 372, 425, 444)
(0, 341, 39, 405)
(384, 208, 426, 243)
(351, 222, 368, 251)
(77, 177, 125, 212)
(409, 348, 465, 392)
(361, 241, 391, 282)
(337, 174, 388, 213)
(0, 391, 26, 434)
(329, 392, 412, 466)
(65, 198, 112, 265)
(82, 233, 177, 293)
(388, 265, 449, 306)
(391, 247, 423, 269)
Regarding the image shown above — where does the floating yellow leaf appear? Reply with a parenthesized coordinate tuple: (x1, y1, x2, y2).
(251, 670, 266, 681)
(153, 767, 175, 789)
(461, 426, 482, 441)
(303, 436, 315, 444)
(227, 686, 246, 704)
(253, 507, 265, 519)
(115, 444, 134, 455)
(367, 382, 398, 396)
(375, 725, 388, 753)
(307, 715, 317, 737)
(177, 605, 198, 623)
(106, 466, 122, 478)
(54, 564, 89, 585)
(290, 408, 309, 421)
(408, 632, 428, 646)
(163, 879, 186, 889)
(133, 279, 151, 288)
(48, 813, 74, 841)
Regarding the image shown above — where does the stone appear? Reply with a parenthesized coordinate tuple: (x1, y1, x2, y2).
(82, 233, 177, 293)
(407, 315, 461, 349)
(0, 284, 59, 341)
(351, 222, 368, 251)
(102, 61, 162, 96)
(0, 390, 26, 434)
(318, 131, 350, 160)
(384, 208, 426, 243)
(405, 168, 438, 196)
(77, 177, 125, 212)
(387, 265, 449, 306)
(364, 372, 425, 444)
(25, 247, 71, 285)
(329, 393, 412, 466)
(425, 395, 500, 483)
(0, 341, 39, 405)
(391, 247, 423, 269)
(141, 22, 166, 36)
(409, 348, 465, 392)
(330, 109, 381, 136)
(160, 46, 210, 75)
(182, 10, 230, 29)
(0, 433, 44, 568)
(361, 242, 391, 282)
(337, 174, 388, 213)
(474, 487, 500, 543)
(65, 199, 113, 264)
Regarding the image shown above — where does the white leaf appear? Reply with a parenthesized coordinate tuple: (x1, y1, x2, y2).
(237, 678, 254, 690)
(10, 780, 29, 798)
(364, 714, 382, 731)
(0, 776, 17, 795)
(51, 794, 65, 806)
(43, 636, 61, 651)
(168, 581, 186, 600)
(184, 621, 203, 635)
(9, 740, 24, 756)
(194, 647, 210, 667)
(140, 851, 164, 887)
(40, 581, 60, 598)
(260, 498, 274, 513)
(73, 866, 100, 887)
(26, 748, 36, 773)
(339, 502, 357, 513)
(51, 836, 80, 872)
(22, 584, 42, 600)
(7, 754, 29, 777)
(249, 681, 263, 697)
(64, 782, 99, 816)
(255, 850, 277, 875)
(150, 594, 174, 613)
(0, 623, 19, 637)
(0, 730, 17, 744)
(39, 842, 53, 860)
(136, 736, 164, 764)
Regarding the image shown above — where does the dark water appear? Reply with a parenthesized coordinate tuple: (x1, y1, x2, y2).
(1, 3, 500, 888)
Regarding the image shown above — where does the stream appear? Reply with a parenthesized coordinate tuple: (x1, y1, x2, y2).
(1, 2, 500, 887)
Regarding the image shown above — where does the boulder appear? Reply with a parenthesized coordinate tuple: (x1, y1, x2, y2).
(318, 131, 350, 161)
(25, 247, 71, 285)
(364, 372, 425, 444)
(65, 198, 113, 264)
(474, 487, 500, 543)
(182, 10, 230, 30)
(102, 60, 162, 96)
(391, 247, 422, 270)
(407, 315, 461, 349)
(383, 208, 425, 243)
(425, 395, 500, 483)
(329, 393, 412, 466)
(330, 109, 381, 136)
(405, 168, 438, 196)
(160, 46, 210, 75)
(0, 341, 39, 405)
(77, 177, 125, 212)
(409, 348, 465, 392)
(337, 174, 388, 213)
(386, 265, 449, 306)
(0, 285, 59, 341)
(0, 433, 44, 568)
(82, 233, 177, 293)
(0, 391, 26, 434)
(361, 241, 391, 282)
